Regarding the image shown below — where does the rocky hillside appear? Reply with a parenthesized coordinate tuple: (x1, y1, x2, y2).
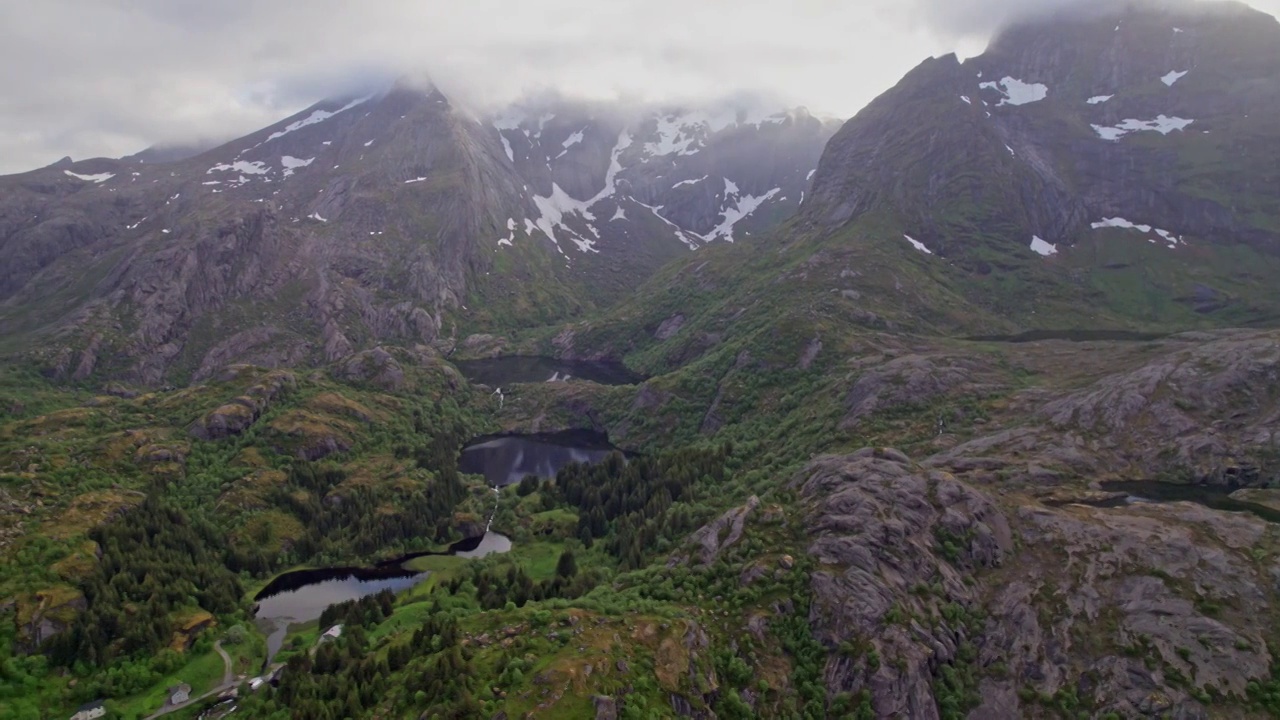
(0, 82, 836, 384)
(796, 0, 1280, 329)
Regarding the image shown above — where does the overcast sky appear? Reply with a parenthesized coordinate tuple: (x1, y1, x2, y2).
(0, 0, 1276, 174)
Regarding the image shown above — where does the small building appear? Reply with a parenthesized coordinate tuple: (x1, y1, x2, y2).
(168, 682, 192, 705)
(319, 624, 343, 642)
(70, 701, 106, 720)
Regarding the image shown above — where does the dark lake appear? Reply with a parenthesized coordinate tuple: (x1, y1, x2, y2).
(254, 532, 513, 661)
(453, 355, 645, 387)
(458, 429, 623, 487)
(1097, 481, 1280, 523)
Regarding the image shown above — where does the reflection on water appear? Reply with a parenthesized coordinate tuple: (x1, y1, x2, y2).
(253, 531, 516, 663)
(458, 430, 621, 487)
(1097, 481, 1280, 523)
(452, 531, 513, 558)
(254, 569, 425, 662)
(453, 356, 645, 387)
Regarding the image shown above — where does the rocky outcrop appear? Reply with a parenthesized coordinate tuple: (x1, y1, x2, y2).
(797, 447, 1279, 719)
(188, 370, 295, 440)
(840, 354, 1000, 430)
(930, 331, 1280, 486)
(805, 2, 1280, 258)
(798, 448, 1012, 719)
(687, 495, 760, 565)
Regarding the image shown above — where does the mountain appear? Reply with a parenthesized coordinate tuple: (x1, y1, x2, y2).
(798, 0, 1280, 330)
(0, 81, 837, 384)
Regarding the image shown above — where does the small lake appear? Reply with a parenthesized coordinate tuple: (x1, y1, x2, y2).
(453, 355, 645, 387)
(458, 430, 623, 487)
(254, 532, 513, 661)
(1096, 481, 1280, 523)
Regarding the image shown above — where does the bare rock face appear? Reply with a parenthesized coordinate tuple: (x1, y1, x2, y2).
(336, 347, 405, 391)
(687, 495, 760, 565)
(931, 330, 1280, 486)
(1039, 331, 1280, 484)
(797, 448, 1012, 719)
(840, 354, 1000, 430)
(797, 447, 1279, 719)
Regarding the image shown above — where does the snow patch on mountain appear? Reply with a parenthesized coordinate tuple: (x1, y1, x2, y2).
(280, 156, 314, 177)
(1161, 70, 1189, 87)
(1087, 95, 1114, 104)
(611, 206, 626, 221)
(266, 95, 371, 143)
(634, 200, 700, 249)
(705, 187, 781, 242)
(64, 171, 114, 183)
(498, 218, 516, 247)
(1030, 236, 1058, 256)
(1091, 217, 1183, 248)
(672, 176, 708, 189)
(561, 128, 585, 150)
(903, 234, 933, 254)
(208, 160, 269, 176)
(646, 115, 702, 157)
(308, 212, 327, 222)
(1091, 116, 1194, 140)
(979, 77, 1049, 106)
(524, 126, 634, 249)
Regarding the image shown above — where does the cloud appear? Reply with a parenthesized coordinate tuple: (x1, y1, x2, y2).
(888, 0, 1279, 41)
(0, 0, 1276, 174)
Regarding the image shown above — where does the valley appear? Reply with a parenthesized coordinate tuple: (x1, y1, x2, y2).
(4, 2, 1280, 719)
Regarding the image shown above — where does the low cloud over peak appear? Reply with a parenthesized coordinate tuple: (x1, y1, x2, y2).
(0, 0, 1275, 174)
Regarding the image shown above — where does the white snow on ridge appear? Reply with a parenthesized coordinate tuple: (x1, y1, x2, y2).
(281, 155, 314, 177)
(404, 177, 427, 184)
(807, 169, 816, 181)
(527, 129, 633, 254)
(645, 114, 702, 157)
(561, 128, 585, 149)
(724, 178, 740, 196)
(64, 170, 115, 183)
(1030, 236, 1058, 256)
(611, 206, 626, 221)
(979, 76, 1049, 106)
(672, 176, 708, 189)
(1087, 95, 1114, 104)
(498, 218, 516, 247)
(1090, 217, 1183, 247)
(1161, 70, 1189, 87)
(208, 160, 269, 175)
(903, 234, 933, 255)
(266, 95, 372, 143)
(1091, 115, 1194, 141)
(960, 95, 972, 105)
(634, 200, 700, 249)
(554, 128, 587, 159)
(499, 136, 515, 163)
(704, 187, 781, 243)
(308, 212, 327, 222)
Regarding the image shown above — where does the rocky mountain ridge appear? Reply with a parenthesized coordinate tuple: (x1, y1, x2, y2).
(0, 82, 836, 384)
